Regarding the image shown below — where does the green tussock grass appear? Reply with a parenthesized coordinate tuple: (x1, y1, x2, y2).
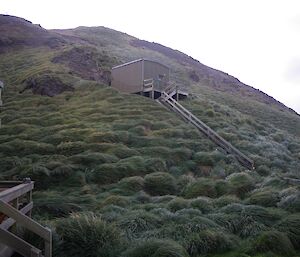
(1, 17, 300, 257)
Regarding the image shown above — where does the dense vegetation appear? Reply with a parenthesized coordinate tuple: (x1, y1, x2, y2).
(0, 15, 300, 257)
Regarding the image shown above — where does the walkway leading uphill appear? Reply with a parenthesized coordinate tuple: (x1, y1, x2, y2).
(156, 83, 255, 170)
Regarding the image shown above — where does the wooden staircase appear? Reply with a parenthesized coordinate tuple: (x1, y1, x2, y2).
(0, 179, 52, 257)
(157, 86, 254, 170)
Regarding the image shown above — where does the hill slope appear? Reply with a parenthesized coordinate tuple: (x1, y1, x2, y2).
(0, 15, 300, 257)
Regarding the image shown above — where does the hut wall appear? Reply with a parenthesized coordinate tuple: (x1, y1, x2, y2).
(111, 60, 143, 93)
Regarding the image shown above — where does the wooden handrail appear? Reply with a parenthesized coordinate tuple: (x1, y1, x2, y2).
(158, 87, 254, 170)
(0, 202, 33, 230)
(0, 182, 34, 203)
(0, 180, 52, 257)
(0, 201, 51, 241)
(0, 228, 42, 257)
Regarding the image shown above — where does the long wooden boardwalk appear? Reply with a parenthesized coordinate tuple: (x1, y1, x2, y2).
(156, 84, 254, 170)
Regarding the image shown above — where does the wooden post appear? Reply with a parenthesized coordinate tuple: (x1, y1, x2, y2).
(45, 227, 52, 257)
(31, 248, 42, 257)
(27, 190, 32, 217)
(0, 80, 3, 107)
(151, 82, 154, 99)
(11, 197, 19, 234)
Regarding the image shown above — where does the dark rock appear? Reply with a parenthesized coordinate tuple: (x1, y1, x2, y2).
(20, 73, 74, 97)
(52, 46, 115, 84)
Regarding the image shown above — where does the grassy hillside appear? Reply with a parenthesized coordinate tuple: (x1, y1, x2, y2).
(0, 15, 300, 257)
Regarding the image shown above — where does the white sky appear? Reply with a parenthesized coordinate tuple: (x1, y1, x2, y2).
(1, 0, 300, 113)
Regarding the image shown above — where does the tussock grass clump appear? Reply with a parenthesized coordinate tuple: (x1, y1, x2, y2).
(91, 156, 163, 184)
(100, 205, 127, 222)
(215, 179, 231, 196)
(238, 218, 267, 239)
(175, 208, 202, 219)
(207, 212, 267, 238)
(118, 210, 162, 239)
(144, 172, 177, 196)
(118, 176, 144, 194)
(183, 178, 217, 198)
(213, 195, 241, 208)
(152, 195, 176, 204)
(247, 189, 280, 207)
(190, 196, 213, 213)
(242, 205, 284, 227)
(133, 191, 151, 204)
(278, 192, 300, 212)
(194, 151, 214, 166)
(34, 199, 82, 219)
(0, 139, 55, 156)
(177, 175, 195, 193)
(168, 197, 190, 212)
(256, 164, 271, 176)
(194, 150, 225, 166)
(276, 214, 300, 249)
(253, 231, 295, 256)
(184, 229, 237, 256)
(219, 203, 245, 215)
(152, 128, 185, 138)
(207, 213, 241, 234)
(150, 208, 174, 220)
(109, 145, 139, 159)
(69, 151, 118, 166)
(123, 239, 189, 257)
(226, 172, 255, 198)
(88, 131, 131, 144)
(100, 195, 130, 208)
(55, 213, 123, 257)
(170, 147, 193, 165)
(12, 163, 83, 189)
(271, 132, 285, 143)
(57, 141, 87, 155)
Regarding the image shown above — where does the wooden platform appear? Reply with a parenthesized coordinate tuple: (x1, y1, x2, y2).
(0, 180, 52, 257)
(142, 79, 188, 100)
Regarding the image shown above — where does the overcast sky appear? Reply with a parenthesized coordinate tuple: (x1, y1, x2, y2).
(1, 0, 300, 113)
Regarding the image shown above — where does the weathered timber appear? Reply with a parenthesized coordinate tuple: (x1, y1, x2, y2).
(0, 180, 52, 257)
(158, 87, 254, 170)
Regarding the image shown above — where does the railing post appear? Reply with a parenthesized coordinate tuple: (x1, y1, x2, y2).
(31, 248, 42, 257)
(11, 197, 19, 234)
(45, 227, 52, 257)
(28, 190, 32, 217)
(152, 83, 154, 99)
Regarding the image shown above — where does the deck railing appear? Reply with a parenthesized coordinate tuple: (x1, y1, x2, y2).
(0, 179, 52, 257)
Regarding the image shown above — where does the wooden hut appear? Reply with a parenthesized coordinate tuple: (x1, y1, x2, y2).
(111, 59, 188, 99)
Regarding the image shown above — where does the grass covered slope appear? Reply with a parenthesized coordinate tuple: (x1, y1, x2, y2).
(0, 15, 300, 257)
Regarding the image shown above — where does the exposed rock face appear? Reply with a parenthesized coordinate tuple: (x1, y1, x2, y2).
(52, 46, 114, 84)
(21, 74, 74, 97)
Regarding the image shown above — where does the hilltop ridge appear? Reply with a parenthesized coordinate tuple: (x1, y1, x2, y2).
(0, 14, 296, 113)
